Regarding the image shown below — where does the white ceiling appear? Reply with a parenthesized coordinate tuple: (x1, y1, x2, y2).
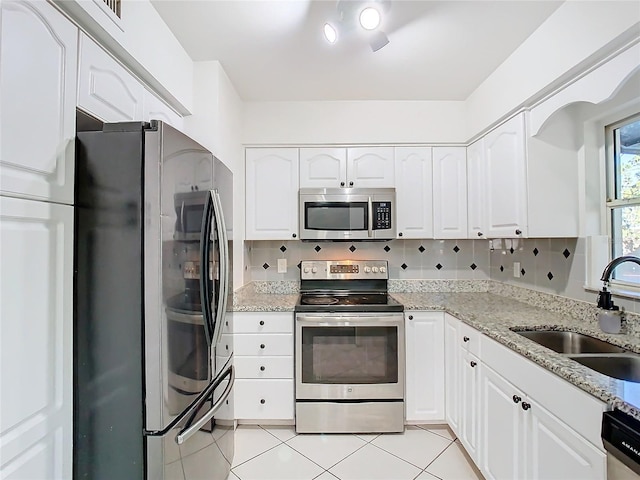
(150, 0, 563, 102)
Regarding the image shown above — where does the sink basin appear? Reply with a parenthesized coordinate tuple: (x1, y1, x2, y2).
(513, 330, 626, 354)
(569, 355, 640, 383)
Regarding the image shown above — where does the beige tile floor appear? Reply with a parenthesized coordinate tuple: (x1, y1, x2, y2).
(227, 425, 484, 480)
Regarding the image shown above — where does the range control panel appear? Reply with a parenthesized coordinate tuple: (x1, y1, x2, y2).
(300, 260, 389, 280)
(373, 202, 392, 230)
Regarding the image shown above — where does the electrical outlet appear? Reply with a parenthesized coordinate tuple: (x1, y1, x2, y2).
(513, 262, 521, 278)
(277, 258, 287, 273)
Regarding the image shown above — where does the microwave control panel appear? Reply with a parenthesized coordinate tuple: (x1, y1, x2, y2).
(373, 202, 392, 230)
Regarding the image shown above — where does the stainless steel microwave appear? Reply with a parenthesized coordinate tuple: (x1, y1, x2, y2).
(299, 188, 396, 241)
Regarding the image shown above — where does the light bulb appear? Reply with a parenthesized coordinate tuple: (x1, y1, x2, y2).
(323, 23, 338, 43)
(359, 7, 381, 30)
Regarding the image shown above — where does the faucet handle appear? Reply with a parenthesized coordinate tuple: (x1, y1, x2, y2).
(597, 287, 618, 310)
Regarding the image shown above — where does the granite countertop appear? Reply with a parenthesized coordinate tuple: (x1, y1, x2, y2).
(232, 281, 640, 420)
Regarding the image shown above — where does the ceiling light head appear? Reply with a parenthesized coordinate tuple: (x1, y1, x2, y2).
(359, 7, 381, 30)
(323, 23, 338, 43)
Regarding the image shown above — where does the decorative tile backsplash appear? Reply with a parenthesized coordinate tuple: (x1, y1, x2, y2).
(247, 239, 490, 282)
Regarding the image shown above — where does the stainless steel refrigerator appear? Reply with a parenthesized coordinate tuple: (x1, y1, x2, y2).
(74, 119, 235, 480)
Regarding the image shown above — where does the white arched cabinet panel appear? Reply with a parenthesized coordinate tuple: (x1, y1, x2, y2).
(0, 196, 73, 480)
(394, 147, 433, 239)
(0, 0, 77, 204)
(466, 139, 486, 239)
(346, 147, 395, 188)
(299, 148, 346, 188)
(484, 113, 527, 238)
(433, 147, 467, 239)
(142, 89, 183, 131)
(77, 33, 144, 122)
(246, 148, 299, 240)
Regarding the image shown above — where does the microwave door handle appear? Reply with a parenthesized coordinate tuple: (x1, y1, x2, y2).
(199, 191, 215, 346)
(367, 196, 373, 238)
(211, 191, 229, 347)
(180, 200, 186, 234)
(176, 364, 235, 445)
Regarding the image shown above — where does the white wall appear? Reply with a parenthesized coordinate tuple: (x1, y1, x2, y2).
(243, 100, 467, 145)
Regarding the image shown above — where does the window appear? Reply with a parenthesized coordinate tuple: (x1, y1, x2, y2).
(607, 114, 640, 285)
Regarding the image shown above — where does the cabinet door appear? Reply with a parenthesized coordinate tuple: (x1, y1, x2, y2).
(143, 89, 183, 130)
(299, 148, 346, 188)
(394, 147, 433, 239)
(433, 147, 467, 238)
(78, 33, 144, 122)
(346, 147, 395, 188)
(527, 399, 606, 480)
(444, 315, 460, 434)
(0, 0, 77, 204)
(484, 113, 527, 238)
(245, 148, 299, 240)
(480, 365, 525, 480)
(460, 351, 480, 463)
(466, 139, 486, 239)
(404, 312, 445, 422)
(0, 197, 73, 480)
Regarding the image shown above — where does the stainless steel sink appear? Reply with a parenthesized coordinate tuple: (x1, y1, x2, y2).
(568, 355, 640, 383)
(513, 329, 626, 354)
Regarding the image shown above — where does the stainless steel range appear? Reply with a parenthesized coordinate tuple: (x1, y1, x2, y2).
(294, 260, 405, 434)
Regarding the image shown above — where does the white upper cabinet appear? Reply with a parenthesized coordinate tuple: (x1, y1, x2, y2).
(0, 0, 78, 204)
(299, 148, 347, 188)
(484, 113, 528, 238)
(78, 33, 144, 122)
(394, 147, 433, 239)
(346, 147, 395, 188)
(142, 89, 183, 131)
(433, 147, 467, 238)
(466, 139, 486, 239)
(246, 148, 299, 240)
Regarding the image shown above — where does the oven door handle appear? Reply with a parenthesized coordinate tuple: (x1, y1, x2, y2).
(367, 196, 373, 238)
(296, 315, 403, 326)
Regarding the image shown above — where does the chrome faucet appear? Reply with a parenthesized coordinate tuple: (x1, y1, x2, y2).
(597, 255, 640, 309)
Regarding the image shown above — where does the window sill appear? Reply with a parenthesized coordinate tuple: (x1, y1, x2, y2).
(584, 283, 640, 302)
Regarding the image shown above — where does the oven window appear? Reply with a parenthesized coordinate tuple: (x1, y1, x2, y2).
(305, 202, 367, 231)
(301, 326, 398, 384)
(182, 205, 205, 233)
(168, 318, 209, 382)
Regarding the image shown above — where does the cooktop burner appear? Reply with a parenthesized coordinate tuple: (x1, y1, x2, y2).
(301, 296, 340, 306)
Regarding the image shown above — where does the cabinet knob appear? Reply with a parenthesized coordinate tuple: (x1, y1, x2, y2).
(522, 402, 531, 411)
(470, 361, 477, 367)
(292, 233, 297, 238)
(512, 395, 521, 404)
(340, 181, 345, 187)
(260, 344, 265, 349)
(408, 315, 413, 320)
(398, 232, 403, 237)
(194, 185, 199, 191)
(260, 366, 265, 371)
(515, 229, 522, 235)
(349, 181, 354, 187)
(477, 232, 483, 237)
(259, 320, 265, 326)
(463, 336, 470, 342)
(260, 399, 266, 404)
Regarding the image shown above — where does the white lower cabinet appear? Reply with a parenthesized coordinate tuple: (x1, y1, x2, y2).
(459, 349, 480, 461)
(232, 312, 294, 421)
(404, 312, 445, 422)
(444, 315, 461, 432)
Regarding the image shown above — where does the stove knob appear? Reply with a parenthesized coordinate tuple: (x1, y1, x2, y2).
(380, 266, 387, 273)
(312, 267, 318, 273)
(372, 266, 379, 273)
(364, 266, 371, 273)
(303, 267, 310, 273)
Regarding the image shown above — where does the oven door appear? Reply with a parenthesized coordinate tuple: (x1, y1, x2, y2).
(295, 313, 405, 400)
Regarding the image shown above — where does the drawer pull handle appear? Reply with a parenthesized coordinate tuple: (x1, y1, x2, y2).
(463, 336, 470, 342)
(260, 366, 265, 371)
(513, 395, 521, 404)
(260, 344, 265, 349)
(260, 399, 266, 404)
(259, 320, 265, 326)
(408, 315, 413, 320)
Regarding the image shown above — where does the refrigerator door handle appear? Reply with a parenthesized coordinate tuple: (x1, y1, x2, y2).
(176, 364, 235, 445)
(199, 191, 215, 346)
(211, 191, 229, 347)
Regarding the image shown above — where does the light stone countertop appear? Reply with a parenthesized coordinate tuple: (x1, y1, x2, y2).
(232, 281, 640, 420)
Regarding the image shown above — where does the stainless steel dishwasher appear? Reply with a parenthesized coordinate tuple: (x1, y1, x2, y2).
(602, 410, 640, 479)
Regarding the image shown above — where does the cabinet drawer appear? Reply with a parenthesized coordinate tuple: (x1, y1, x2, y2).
(235, 356, 293, 379)
(234, 334, 293, 356)
(234, 379, 294, 420)
(460, 322, 481, 357)
(233, 312, 294, 334)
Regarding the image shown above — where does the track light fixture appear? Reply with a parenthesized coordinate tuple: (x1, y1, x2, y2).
(323, 1, 391, 51)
